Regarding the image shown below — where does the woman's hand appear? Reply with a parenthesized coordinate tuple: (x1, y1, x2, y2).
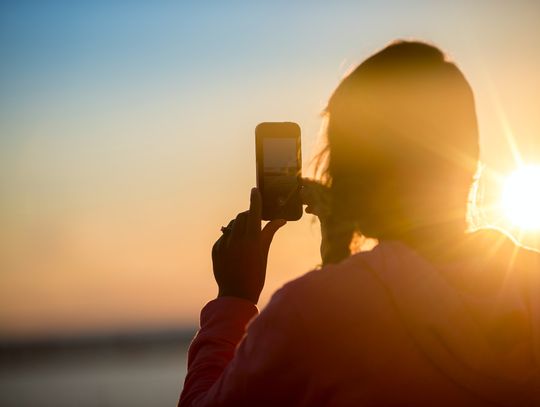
(211, 188, 287, 304)
(301, 178, 331, 222)
(301, 178, 333, 264)
(301, 179, 354, 265)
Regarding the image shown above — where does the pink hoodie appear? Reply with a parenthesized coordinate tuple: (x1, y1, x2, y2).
(179, 229, 540, 406)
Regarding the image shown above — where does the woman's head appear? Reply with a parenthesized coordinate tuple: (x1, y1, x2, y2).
(320, 40, 479, 244)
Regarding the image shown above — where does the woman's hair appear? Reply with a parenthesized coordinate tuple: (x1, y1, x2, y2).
(316, 40, 480, 261)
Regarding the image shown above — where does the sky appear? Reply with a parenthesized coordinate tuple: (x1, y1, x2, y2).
(1, 1, 539, 339)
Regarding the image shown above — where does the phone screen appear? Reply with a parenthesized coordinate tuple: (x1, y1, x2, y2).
(256, 122, 302, 221)
(263, 137, 299, 206)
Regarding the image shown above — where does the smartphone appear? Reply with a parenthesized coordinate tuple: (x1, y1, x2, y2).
(256, 122, 302, 221)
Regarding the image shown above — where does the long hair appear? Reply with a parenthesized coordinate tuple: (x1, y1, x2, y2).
(317, 41, 480, 263)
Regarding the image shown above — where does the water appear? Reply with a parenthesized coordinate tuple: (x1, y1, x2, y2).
(0, 343, 188, 407)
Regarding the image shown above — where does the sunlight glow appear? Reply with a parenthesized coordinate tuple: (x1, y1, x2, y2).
(501, 165, 540, 230)
(486, 77, 524, 167)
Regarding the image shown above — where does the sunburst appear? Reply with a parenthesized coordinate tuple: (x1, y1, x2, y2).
(501, 165, 540, 230)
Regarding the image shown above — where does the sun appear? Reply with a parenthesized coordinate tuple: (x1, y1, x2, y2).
(501, 165, 540, 230)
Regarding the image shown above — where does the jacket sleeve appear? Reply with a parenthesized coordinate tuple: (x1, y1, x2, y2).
(178, 290, 309, 407)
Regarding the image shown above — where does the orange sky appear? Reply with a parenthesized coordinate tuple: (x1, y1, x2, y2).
(1, 2, 539, 338)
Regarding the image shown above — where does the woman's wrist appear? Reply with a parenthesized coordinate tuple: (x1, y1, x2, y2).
(218, 289, 259, 304)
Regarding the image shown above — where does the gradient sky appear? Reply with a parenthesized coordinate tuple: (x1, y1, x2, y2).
(1, 1, 539, 338)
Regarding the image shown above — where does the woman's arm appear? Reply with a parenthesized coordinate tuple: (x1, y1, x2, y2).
(179, 188, 292, 405)
(179, 288, 308, 407)
(178, 297, 258, 406)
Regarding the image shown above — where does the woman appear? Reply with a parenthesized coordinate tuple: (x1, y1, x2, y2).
(179, 41, 540, 406)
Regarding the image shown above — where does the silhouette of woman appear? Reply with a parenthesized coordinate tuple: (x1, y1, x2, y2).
(179, 40, 540, 406)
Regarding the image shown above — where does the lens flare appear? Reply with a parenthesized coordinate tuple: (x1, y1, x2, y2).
(501, 165, 540, 230)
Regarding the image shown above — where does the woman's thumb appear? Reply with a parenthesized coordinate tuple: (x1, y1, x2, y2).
(261, 219, 287, 253)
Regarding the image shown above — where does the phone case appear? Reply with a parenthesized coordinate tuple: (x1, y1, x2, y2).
(255, 122, 303, 221)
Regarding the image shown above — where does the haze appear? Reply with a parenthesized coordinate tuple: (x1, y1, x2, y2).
(1, 1, 539, 339)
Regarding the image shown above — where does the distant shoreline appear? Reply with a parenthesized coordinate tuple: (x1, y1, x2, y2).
(0, 327, 196, 365)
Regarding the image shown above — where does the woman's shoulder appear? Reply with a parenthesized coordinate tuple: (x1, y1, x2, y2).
(265, 228, 539, 322)
(267, 247, 397, 326)
(258, 248, 410, 366)
(461, 227, 539, 276)
(276, 251, 384, 298)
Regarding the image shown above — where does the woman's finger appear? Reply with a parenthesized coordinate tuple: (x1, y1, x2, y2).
(247, 187, 262, 237)
(300, 182, 314, 206)
(219, 218, 236, 247)
(231, 211, 249, 240)
(300, 178, 331, 218)
(261, 219, 287, 257)
(223, 218, 235, 231)
(212, 230, 228, 262)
